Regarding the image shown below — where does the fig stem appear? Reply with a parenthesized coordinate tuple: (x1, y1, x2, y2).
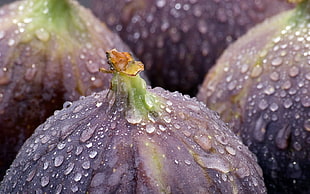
(101, 49, 162, 122)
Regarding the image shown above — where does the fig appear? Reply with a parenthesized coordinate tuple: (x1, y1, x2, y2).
(197, 0, 310, 193)
(0, 0, 131, 179)
(0, 50, 266, 193)
(91, 0, 292, 95)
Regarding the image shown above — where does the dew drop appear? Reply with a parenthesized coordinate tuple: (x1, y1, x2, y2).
(158, 124, 166, 132)
(80, 125, 96, 143)
(163, 116, 171, 123)
(8, 39, 15, 46)
(35, 28, 50, 42)
(197, 19, 208, 34)
(96, 102, 103, 108)
(271, 57, 283, 66)
(258, 99, 268, 110)
(71, 185, 79, 193)
(184, 160, 191, 166)
(26, 169, 36, 182)
(270, 103, 279, 112)
(55, 184, 63, 194)
(250, 66, 263, 78)
(63, 101, 72, 109)
(253, 116, 266, 142)
(0, 31, 5, 40)
(284, 99, 293, 109)
(40, 176, 49, 187)
(74, 173, 82, 182)
(194, 135, 212, 151)
(225, 146, 236, 155)
(125, 108, 142, 124)
(82, 160, 91, 170)
(146, 125, 156, 134)
(275, 125, 291, 149)
(282, 80, 292, 90)
(264, 85, 275, 95)
(304, 119, 310, 132)
(89, 150, 98, 159)
(64, 162, 75, 175)
(289, 66, 300, 77)
(156, 0, 166, 8)
(269, 71, 280, 81)
(0, 68, 11, 85)
(54, 155, 64, 167)
(75, 146, 83, 156)
(198, 156, 230, 173)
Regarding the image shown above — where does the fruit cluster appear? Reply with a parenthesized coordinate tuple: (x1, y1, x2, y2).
(0, 0, 308, 194)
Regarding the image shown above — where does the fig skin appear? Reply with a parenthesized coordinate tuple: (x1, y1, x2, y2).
(197, 1, 310, 193)
(0, 0, 132, 179)
(0, 50, 266, 193)
(91, 0, 292, 95)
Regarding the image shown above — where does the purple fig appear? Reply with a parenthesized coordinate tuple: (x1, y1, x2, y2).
(0, 0, 132, 179)
(1, 50, 266, 193)
(91, 0, 292, 95)
(197, 0, 310, 193)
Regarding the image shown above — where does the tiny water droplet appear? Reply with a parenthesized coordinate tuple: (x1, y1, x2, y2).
(146, 125, 156, 134)
(270, 103, 279, 112)
(74, 173, 82, 182)
(89, 150, 98, 159)
(41, 176, 49, 187)
(54, 155, 64, 167)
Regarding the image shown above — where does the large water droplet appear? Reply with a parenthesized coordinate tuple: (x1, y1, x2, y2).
(125, 108, 142, 124)
(258, 99, 268, 110)
(271, 57, 283, 66)
(270, 103, 279, 112)
(89, 150, 98, 159)
(194, 135, 212, 151)
(289, 66, 299, 77)
(197, 156, 230, 173)
(251, 66, 263, 78)
(64, 162, 75, 175)
(156, 0, 166, 8)
(74, 173, 82, 182)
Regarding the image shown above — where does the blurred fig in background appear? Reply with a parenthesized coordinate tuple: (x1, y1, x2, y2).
(0, 0, 131, 179)
(0, 50, 267, 193)
(91, 0, 292, 95)
(198, 0, 310, 193)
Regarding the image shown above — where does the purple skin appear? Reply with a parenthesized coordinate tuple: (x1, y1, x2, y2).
(0, 0, 131, 180)
(91, 0, 292, 95)
(0, 50, 266, 193)
(198, 1, 310, 193)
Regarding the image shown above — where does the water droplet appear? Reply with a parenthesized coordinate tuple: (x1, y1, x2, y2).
(289, 66, 299, 77)
(271, 57, 283, 66)
(0, 31, 5, 40)
(293, 142, 302, 151)
(284, 99, 293, 109)
(73, 105, 83, 113)
(74, 173, 82, 182)
(198, 156, 230, 173)
(35, 28, 50, 42)
(8, 39, 15, 46)
(269, 71, 280, 81)
(270, 103, 279, 112)
(156, 0, 166, 8)
(282, 80, 292, 90)
(71, 185, 79, 193)
(258, 99, 268, 110)
(301, 97, 310, 107)
(96, 102, 102, 108)
(55, 184, 63, 194)
(197, 19, 207, 34)
(225, 146, 236, 155)
(251, 66, 263, 78)
(241, 64, 249, 73)
(184, 160, 191, 165)
(64, 162, 75, 175)
(54, 155, 64, 167)
(304, 119, 310, 132)
(63, 101, 72, 109)
(146, 125, 156, 134)
(253, 116, 266, 142)
(43, 161, 49, 170)
(89, 150, 98, 159)
(163, 116, 171, 123)
(264, 85, 275, 95)
(194, 135, 212, 151)
(75, 146, 83, 156)
(80, 125, 96, 143)
(23, 17, 33, 23)
(125, 108, 142, 124)
(26, 169, 36, 182)
(158, 124, 166, 132)
(0, 68, 11, 85)
(275, 125, 291, 149)
(82, 160, 91, 169)
(228, 80, 237, 91)
(41, 176, 49, 187)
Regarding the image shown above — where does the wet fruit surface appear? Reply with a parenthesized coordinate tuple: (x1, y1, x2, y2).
(0, 0, 131, 179)
(91, 0, 292, 95)
(0, 50, 266, 193)
(198, 1, 310, 193)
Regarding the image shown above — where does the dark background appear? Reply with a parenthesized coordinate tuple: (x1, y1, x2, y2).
(0, 0, 91, 8)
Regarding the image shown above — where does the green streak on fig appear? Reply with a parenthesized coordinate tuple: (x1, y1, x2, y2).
(102, 49, 162, 124)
